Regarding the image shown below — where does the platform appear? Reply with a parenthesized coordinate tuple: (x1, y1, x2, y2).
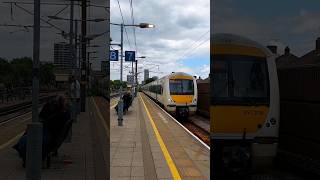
(110, 93, 210, 179)
(0, 97, 108, 180)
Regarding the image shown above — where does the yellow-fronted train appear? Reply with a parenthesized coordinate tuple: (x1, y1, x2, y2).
(141, 72, 198, 119)
(211, 33, 280, 178)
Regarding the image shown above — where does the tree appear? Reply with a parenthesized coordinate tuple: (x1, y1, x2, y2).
(40, 63, 55, 87)
(0, 58, 11, 87)
(145, 77, 156, 84)
(10, 57, 33, 87)
(110, 80, 127, 91)
(0, 57, 55, 89)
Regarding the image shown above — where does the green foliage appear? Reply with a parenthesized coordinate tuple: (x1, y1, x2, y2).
(110, 80, 127, 91)
(40, 63, 55, 86)
(0, 57, 55, 89)
(145, 77, 156, 84)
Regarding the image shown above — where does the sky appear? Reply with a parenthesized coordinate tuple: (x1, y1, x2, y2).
(1, 1, 319, 83)
(212, 0, 320, 56)
(110, 0, 210, 82)
(0, 0, 108, 71)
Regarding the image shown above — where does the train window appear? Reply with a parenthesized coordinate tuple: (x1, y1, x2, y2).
(212, 55, 269, 105)
(231, 60, 268, 98)
(169, 79, 194, 95)
(213, 60, 228, 97)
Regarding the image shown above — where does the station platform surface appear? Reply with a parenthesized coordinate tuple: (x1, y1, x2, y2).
(110, 93, 210, 180)
(0, 97, 108, 180)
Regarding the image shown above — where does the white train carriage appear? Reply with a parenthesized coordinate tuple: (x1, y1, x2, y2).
(141, 72, 198, 118)
(211, 33, 280, 173)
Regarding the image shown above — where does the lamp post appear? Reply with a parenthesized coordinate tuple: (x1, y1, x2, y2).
(26, 0, 42, 179)
(110, 22, 155, 126)
(48, 14, 107, 112)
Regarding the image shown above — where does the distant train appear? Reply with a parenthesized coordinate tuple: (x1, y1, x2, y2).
(211, 34, 280, 173)
(141, 72, 198, 118)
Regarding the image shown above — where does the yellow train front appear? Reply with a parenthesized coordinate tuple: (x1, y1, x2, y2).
(141, 72, 197, 119)
(211, 34, 280, 174)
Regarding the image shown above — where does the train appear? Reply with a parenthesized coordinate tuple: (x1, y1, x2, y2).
(141, 72, 198, 118)
(210, 33, 280, 174)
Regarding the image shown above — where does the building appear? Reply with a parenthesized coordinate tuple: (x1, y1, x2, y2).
(298, 37, 320, 66)
(276, 47, 299, 69)
(144, 69, 149, 81)
(54, 42, 74, 69)
(275, 37, 320, 68)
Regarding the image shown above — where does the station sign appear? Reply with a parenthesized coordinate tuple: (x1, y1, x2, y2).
(127, 75, 135, 85)
(110, 50, 119, 61)
(125, 51, 135, 62)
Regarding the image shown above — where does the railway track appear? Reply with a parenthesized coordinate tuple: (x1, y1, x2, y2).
(181, 120, 210, 146)
(0, 95, 57, 125)
(142, 93, 210, 149)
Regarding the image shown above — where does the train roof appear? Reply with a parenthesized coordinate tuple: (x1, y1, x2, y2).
(143, 72, 194, 86)
(211, 33, 272, 57)
(167, 72, 193, 78)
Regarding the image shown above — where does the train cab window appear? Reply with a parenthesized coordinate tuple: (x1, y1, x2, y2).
(212, 60, 228, 97)
(232, 60, 268, 98)
(212, 55, 269, 104)
(169, 79, 194, 95)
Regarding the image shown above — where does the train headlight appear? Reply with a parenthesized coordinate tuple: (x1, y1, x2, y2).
(266, 122, 270, 127)
(270, 118, 277, 125)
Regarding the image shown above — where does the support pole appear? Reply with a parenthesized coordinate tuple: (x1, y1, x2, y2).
(135, 59, 138, 97)
(69, 0, 74, 69)
(131, 60, 134, 96)
(117, 24, 124, 126)
(80, 0, 87, 112)
(26, 0, 42, 179)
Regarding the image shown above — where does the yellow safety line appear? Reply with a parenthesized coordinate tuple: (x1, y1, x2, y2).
(91, 97, 110, 138)
(0, 131, 24, 151)
(139, 94, 182, 180)
(110, 101, 118, 109)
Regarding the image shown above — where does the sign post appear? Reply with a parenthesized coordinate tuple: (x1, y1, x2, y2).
(125, 51, 135, 62)
(110, 50, 119, 61)
(125, 51, 136, 96)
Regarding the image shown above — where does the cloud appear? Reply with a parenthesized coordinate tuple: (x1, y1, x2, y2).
(212, 1, 320, 56)
(110, 0, 210, 81)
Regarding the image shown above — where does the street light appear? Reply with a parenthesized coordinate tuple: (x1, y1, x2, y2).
(138, 23, 155, 28)
(111, 22, 154, 126)
(85, 32, 107, 41)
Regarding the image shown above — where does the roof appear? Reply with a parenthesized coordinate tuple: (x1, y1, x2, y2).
(211, 33, 272, 57)
(276, 53, 300, 68)
(298, 50, 320, 66)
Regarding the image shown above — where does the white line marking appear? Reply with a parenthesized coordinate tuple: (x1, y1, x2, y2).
(0, 131, 25, 151)
(143, 93, 210, 150)
(157, 113, 168, 123)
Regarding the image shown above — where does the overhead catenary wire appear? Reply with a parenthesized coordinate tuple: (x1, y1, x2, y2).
(129, 0, 138, 53)
(179, 37, 210, 61)
(116, 0, 132, 50)
(46, 5, 69, 23)
(176, 30, 209, 61)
